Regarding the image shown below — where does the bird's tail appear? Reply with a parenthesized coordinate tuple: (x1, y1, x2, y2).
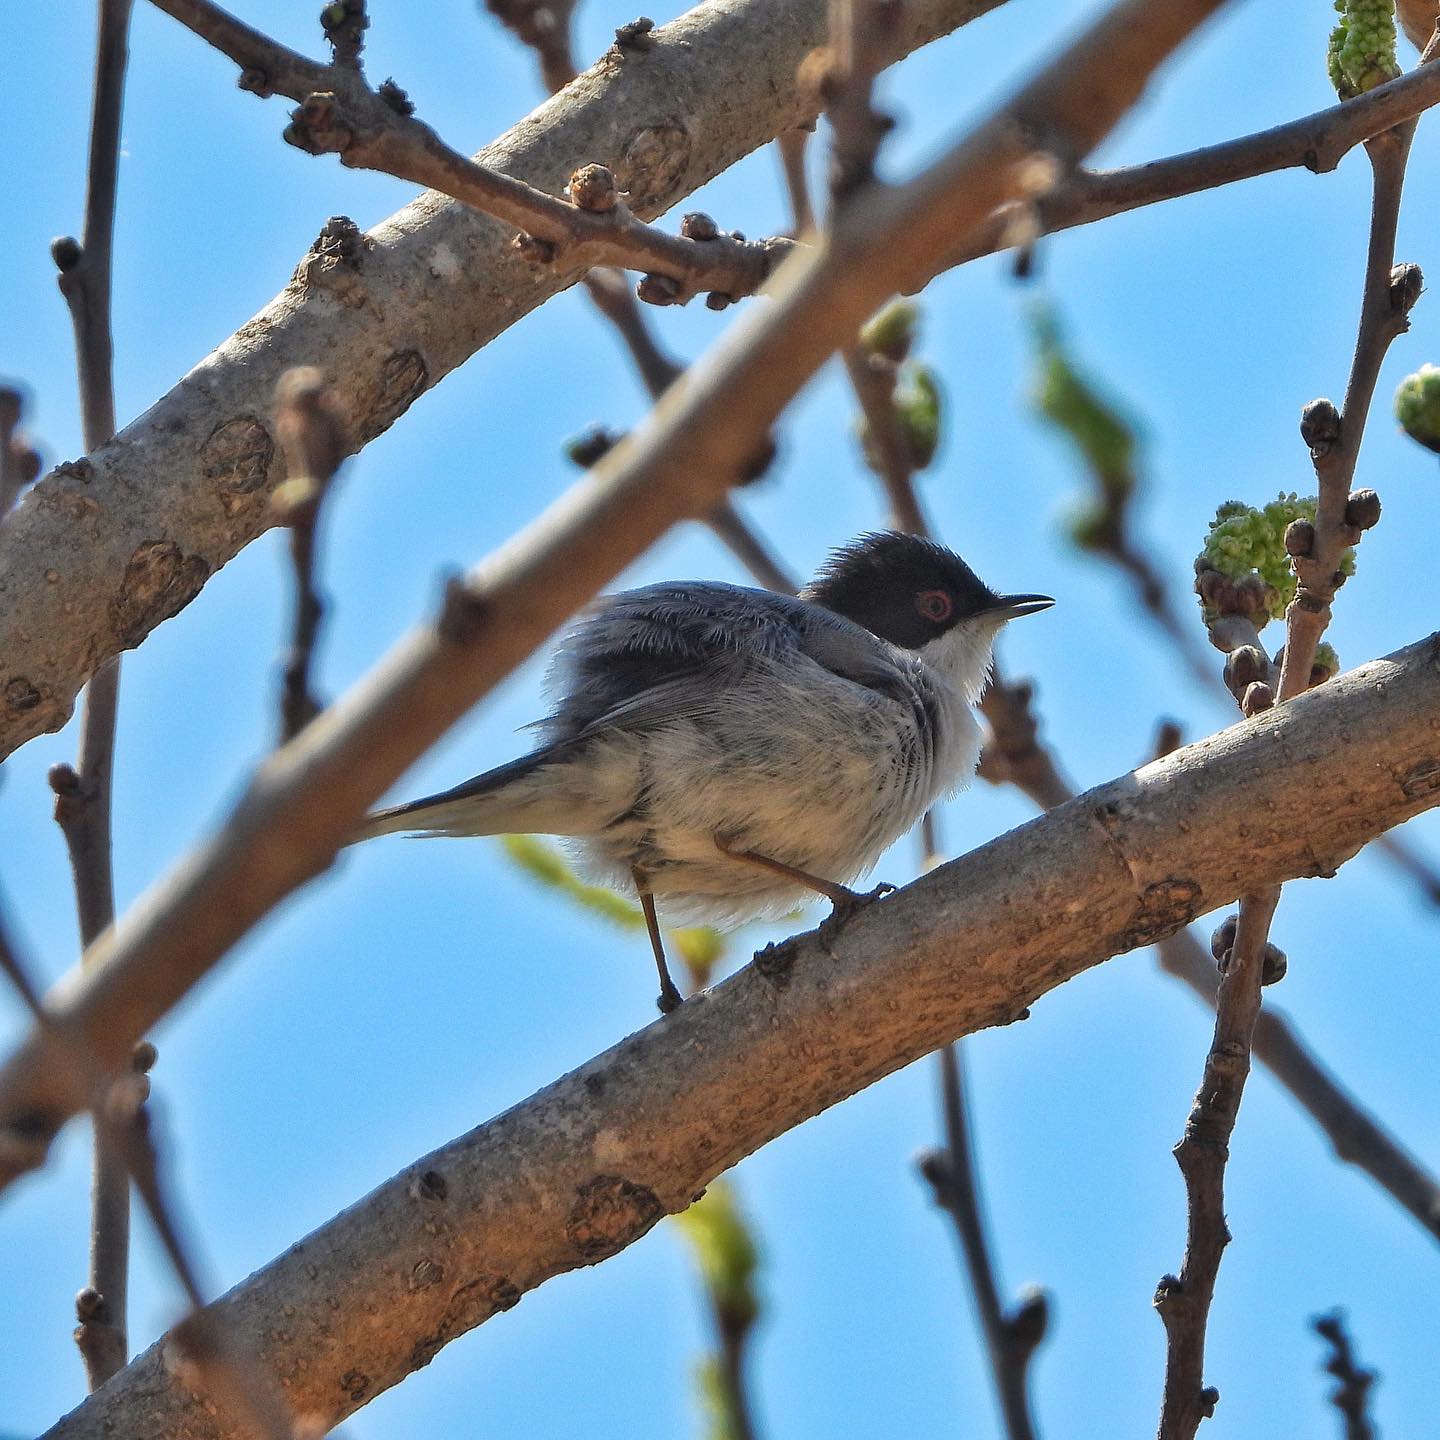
(349, 747, 592, 844)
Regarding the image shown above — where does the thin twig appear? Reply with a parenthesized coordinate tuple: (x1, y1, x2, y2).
(1313, 1311, 1379, 1440)
(776, 128, 815, 236)
(148, 0, 795, 305)
(1279, 123, 1419, 701)
(576, 269, 796, 592)
(826, 0, 899, 203)
(927, 59, 1440, 280)
(1154, 886, 1277, 1440)
(919, 1045, 1047, 1440)
(48, 0, 136, 1392)
(272, 369, 349, 742)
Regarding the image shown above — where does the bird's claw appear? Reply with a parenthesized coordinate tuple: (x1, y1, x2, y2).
(824, 881, 896, 929)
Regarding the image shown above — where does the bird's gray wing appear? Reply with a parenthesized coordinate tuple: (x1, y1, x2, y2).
(541, 581, 918, 743)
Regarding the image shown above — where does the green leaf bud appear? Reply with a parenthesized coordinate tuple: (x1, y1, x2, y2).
(1394, 363, 1440, 453)
(859, 300, 919, 363)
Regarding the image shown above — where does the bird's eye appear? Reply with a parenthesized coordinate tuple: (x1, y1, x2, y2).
(915, 589, 953, 623)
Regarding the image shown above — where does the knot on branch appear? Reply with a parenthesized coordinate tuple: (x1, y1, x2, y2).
(321, 0, 369, 68)
(612, 16, 656, 51)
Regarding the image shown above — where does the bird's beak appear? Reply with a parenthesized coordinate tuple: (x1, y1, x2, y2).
(988, 593, 1055, 620)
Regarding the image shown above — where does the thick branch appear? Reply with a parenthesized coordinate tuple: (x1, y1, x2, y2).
(0, 0, 1009, 760)
(0, 0, 1241, 1167)
(34, 631, 1440, 1440)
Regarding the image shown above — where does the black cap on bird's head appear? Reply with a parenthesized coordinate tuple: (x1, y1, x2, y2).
(802, 531, 1053, 650)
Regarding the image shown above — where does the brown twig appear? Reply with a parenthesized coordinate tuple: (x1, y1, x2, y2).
(777, 128, 816, 236)
(1279, 125, 1419, 702)
(1312, 1311, 1379, 1440)
(148, 0, 795, 306)
(1155, 887, 1278, 1440)
(928, 58, 1440, 280)
(484, 0, 798, 595)
(576, 267, 797, 593)
(979, 674, 1440, 1245)
(47, 0, 136, 1392)
(919, 1045, 1047, 1440)
(272, 369, 348, 742)
(825, 0, 900, 203)
(0, 0, 1255, 1186)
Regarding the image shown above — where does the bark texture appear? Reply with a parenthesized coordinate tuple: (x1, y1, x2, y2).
(0, 0, 1004, 760)
(38, 631, 1440, 1440)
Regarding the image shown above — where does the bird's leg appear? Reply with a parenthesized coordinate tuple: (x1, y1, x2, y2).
(633, 866, 684, 1015)
(712, 835, 894, 924)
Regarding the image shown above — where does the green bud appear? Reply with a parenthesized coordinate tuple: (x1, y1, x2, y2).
(673, 926, 727, 989)
(859, 300, 919, 363)
(1029, 306, 1138, 504)
(1329, 0, 1401, 99)
(1198, 494, 1357, 624)
(1394, 363, 1440, 453)
(499, 834, 645, 930)
(1313, 641, 1341, 679)
(895, 364, 941, 470)
(674, 1182, 761, 1330)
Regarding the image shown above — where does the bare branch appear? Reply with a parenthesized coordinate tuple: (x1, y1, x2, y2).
(1, 0, 1008, 757)
(929, 57, 1440, 278)
(49, 0, 137, 1392)
(152, 0, 796, 305)
(271, 369, 349, 741)
(1155, 886, 1278, 1440)
(485, 0, 579, 93)
(32, 629, 1440, 1439)
(1313, 1311, 1379, 1440)
(919, 1045, 1047, 1440)
(1279, 125, 1418, 701)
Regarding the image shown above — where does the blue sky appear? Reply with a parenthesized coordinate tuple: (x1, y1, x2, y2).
(2, 0, 1438, 1436)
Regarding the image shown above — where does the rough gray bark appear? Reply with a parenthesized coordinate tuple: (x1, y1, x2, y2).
(37, 631, 1440, 1440)
(0, 0, 1005, 760)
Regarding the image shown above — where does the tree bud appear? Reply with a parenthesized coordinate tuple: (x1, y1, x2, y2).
(1344, 488, 1381, 530)
(569, 164, 618, 212)
(1300, 398, 1341, 454)
(1283, 519, 1315, 556)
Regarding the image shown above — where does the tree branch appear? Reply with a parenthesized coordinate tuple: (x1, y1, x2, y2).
(0, 0, 1241, 1171)
(928, 57, 1440, 278)
(0, 0, 1009, 761)
(919, 1045, 1047, 1440)
(979, 673, 1440, 1245)
(48, 0, 136, 1392)
(1279, 124, 1418, 702)
(32, 629, 1440, 1440)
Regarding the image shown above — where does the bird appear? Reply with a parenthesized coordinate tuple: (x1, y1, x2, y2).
(352, 531, 1052, 1013)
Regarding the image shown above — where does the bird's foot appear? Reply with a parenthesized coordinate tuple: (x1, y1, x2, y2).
(656, 981, 684, 1016)
(822, 881, 896, 931)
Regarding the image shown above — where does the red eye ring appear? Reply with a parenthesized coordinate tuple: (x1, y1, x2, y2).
(915, 589, 953, 623)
